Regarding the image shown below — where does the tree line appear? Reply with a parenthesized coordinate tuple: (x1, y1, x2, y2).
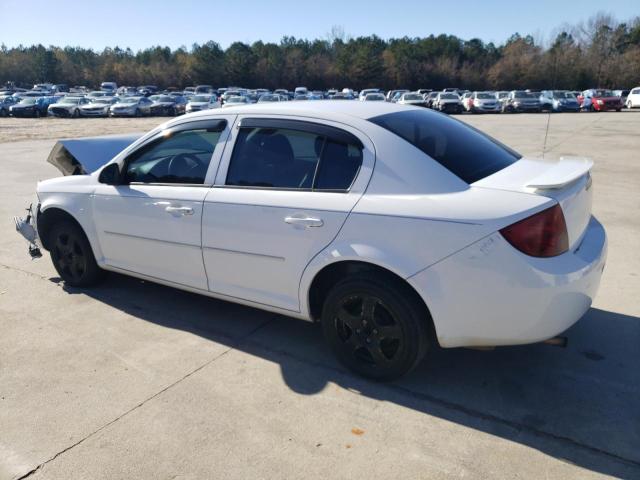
(1, 14, 639, 91)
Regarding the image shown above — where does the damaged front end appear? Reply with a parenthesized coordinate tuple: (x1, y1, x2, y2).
(14, 203, 42, 259)
(47, 133, 141, 175)
(14, 133, 142, 259)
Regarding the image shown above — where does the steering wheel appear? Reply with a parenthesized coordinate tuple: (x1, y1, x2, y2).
(167, 153, 202, 180)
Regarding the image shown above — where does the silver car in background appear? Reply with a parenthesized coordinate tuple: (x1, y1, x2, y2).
(109, 96, 152, 117)
(79, 97, 117, 117)
(363, 92, 386, 101)
(469, 91, 501, 113)
(48, 96, 90, 118)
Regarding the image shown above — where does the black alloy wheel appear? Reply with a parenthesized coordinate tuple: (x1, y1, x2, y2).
(321, 274, 429, 381)
(49, 222, 105, 287)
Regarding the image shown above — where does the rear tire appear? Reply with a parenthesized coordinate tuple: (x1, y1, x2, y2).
(49, 221, 105, 287)
(321, 273, 430, 381)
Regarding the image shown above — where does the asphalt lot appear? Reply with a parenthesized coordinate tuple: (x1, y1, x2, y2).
(1, 111, 639, 479)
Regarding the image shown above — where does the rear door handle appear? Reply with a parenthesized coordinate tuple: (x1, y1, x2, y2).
(165, 206, 194, 216)
(284, 216, 324, 227)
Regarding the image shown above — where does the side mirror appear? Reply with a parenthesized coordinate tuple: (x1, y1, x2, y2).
(98, 163, 121, 185)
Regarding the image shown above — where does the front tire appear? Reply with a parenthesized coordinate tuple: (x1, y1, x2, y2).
(49, 221, 105, 287)
(321, 274, 430, 381)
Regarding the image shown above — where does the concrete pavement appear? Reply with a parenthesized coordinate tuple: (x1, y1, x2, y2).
(0, 112, 638, 479)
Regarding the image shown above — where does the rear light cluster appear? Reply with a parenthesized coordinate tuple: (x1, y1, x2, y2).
(500, 204, 569, 257)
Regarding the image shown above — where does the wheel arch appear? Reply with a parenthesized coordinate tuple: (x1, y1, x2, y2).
(37, 206, 83, 250)
(305, 259, 438, 344)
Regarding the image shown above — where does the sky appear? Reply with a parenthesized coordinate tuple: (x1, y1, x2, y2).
(1, 0, 638, 51)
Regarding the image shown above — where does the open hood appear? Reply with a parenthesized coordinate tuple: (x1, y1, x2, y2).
(47, 133, 141, 175)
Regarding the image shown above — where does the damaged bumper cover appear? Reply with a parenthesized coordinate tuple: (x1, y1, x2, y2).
(14, 204, 42, 258)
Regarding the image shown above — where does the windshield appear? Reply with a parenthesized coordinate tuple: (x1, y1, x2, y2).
(152, 96, 173, 102)
(440, 93, 458, 99)
(369, 109, 521, 184)
(476, 93, 493, 99)
(191, 95, 210, 102)
(594, 89, 614, 97)
(404, 94, 423, 100)
(20, 98, 37, 105)
(117, 97, 139, 104)
(227, 96, 245, 103)
(514, 91, 534, 99)
(59, 97, 80, 104)
(92, 98, 111, 104)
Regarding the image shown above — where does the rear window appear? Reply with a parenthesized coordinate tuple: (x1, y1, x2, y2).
(369, 109, 521, 184)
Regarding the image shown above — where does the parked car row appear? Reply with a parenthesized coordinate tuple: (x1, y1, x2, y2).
(383, 87, 635, 114)
(2, 82, 639, 119)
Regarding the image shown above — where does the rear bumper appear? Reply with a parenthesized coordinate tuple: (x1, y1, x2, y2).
(593, 104, 621, 111)
(554, 105, 580, 112)
(409, 216, 607, 348)
(474, 105, 501, 112)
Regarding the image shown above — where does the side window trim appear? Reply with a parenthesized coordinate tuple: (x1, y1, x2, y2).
(239, 118, 363, 150)
(224, 118, 363, 192)
(121, 119, 227, 186)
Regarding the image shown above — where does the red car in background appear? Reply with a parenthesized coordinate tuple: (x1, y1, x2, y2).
(578, 89, 623, 111)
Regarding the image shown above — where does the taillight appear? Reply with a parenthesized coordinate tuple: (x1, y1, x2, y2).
(500, 204, 568, 257)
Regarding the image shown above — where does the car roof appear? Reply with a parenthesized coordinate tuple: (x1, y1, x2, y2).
(180, 100, 416, 123)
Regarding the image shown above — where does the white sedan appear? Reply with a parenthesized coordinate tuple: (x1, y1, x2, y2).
(15, 102, 607, 380)
(626, 87, 640, 108)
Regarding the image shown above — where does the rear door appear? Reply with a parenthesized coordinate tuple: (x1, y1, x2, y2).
(92, 118, 232, 289)
(202, 116, 374, 311)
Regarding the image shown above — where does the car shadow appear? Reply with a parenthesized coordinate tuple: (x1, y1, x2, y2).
(56, 272, 640, 478)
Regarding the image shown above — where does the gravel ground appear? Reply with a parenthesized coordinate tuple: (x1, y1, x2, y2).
(0, 117, 162, 143)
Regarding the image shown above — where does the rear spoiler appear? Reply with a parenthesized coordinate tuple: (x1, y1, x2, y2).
(526, 156, 593, 190)
(47, 133, 142, 176)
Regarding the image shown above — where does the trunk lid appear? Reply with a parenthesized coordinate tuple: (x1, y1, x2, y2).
(473, 156, 594, 248)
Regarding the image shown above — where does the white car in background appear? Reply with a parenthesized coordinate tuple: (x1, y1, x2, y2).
(359, 89, 381, 101)
(397, 92, 427, 107)
(221, 96, 250, 108)
(15, 102, 606, 380)
(185, 94, 220, 113)
(625, 87, 640, 108)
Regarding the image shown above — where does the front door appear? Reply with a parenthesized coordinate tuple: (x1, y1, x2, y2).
(202, 116, 374, 311)
(92, 118, 232, 289)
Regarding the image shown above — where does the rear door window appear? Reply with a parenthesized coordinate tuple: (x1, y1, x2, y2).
(226, 120, 363, 191)
(369, 109, 521, 184)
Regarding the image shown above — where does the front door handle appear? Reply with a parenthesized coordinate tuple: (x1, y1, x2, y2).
(165, 206, 194, 216)
(284, 216, 324, 228)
